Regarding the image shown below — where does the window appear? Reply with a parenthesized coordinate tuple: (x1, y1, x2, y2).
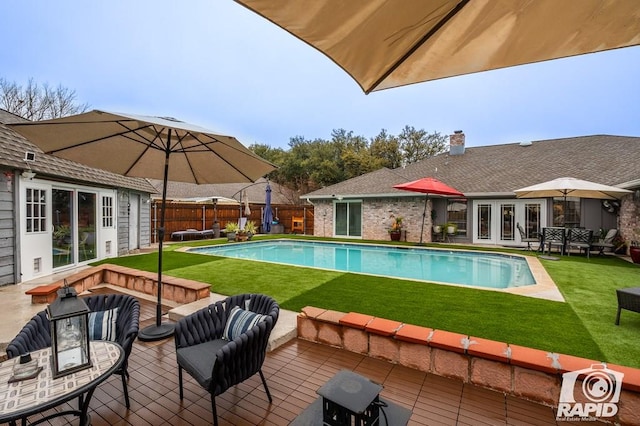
(447, 200, 467, 236)
(553, 197, 580, 227)
(26, 188, 46, 233)
(102, 196, 114, 227)
(477, 204, 491, 240)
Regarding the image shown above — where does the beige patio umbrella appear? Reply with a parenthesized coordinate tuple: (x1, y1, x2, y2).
(514, 177, 632, 227)
(235, 0, 640, 93)
(9, 110, 276, 341)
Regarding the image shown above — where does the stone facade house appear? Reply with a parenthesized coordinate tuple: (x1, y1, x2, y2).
(303, 132, 640, 249)
(0, 109, 155, 285)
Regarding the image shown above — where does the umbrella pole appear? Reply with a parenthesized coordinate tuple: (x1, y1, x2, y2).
(419, 196, 428, 245)
(139, 133, 175, 341)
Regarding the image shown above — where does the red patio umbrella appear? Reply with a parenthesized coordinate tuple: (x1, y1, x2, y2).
(393, 177, 464, 244)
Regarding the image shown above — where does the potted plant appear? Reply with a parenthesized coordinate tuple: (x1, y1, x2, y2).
(224, 222, 239, 242)
(244, 220, 257, 240)
(630, 240, 640, 264)
(388, 217, 403, 241)
(612, 234, 627, 255)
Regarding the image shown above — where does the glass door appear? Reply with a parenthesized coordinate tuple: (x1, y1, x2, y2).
(500, 203, 515, 243)
(52, 189, 74, 268)
(78, 192, 97, 262)
(476, 203, 492, 241)
(334, 200, 362, 238)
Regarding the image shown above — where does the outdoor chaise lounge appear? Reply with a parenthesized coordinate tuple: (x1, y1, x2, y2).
(591, 229, 618, 255)
(171, 229, 214, 241)
(174, 293, 279, 426)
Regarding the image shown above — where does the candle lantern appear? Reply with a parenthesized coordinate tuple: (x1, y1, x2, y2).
(46, 281, 92, 378)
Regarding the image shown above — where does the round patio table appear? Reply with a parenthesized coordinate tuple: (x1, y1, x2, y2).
(0, 341, 123, 426)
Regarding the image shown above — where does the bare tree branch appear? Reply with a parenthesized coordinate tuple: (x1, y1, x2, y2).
(0, 77, 90, 120)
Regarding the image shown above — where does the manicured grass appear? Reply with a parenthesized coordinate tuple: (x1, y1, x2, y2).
(93, 236, 640, 368)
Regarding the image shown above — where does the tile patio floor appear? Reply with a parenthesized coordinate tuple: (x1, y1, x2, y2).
(8, 289, 607, 426)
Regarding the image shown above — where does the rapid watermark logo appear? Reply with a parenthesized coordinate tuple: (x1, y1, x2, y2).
(556, 364, 623, 421)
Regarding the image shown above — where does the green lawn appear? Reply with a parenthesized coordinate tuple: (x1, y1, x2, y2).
(93, 236, 640, 368)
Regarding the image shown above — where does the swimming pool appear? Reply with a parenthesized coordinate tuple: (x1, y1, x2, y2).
(188, 240, 536, 289)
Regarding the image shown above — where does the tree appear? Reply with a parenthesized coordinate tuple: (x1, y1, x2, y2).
(0, 77, 89, 120)
(398, 125, 448, 165)
(370, 129, 402, 169)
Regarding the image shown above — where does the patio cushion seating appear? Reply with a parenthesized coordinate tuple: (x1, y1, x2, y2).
(590, 229, 618, 255)
(567, 228, 594, 258)
(5, 293, 140, 408)
(516, 222, 540, 251)
(88, 307, 118, 341)
(175, 293, 279, 426)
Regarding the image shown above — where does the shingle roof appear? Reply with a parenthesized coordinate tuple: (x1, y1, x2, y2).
(304, 135, 640, 198)
(0, 110, 157, 193)
(147, 177, 292, 205)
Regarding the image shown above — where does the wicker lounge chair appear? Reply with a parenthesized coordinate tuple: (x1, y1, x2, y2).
(174, 293, 279, 426)
(6, 293, 140, 408)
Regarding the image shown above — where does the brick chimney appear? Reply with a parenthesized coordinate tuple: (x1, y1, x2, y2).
(449, 130, 465, 156)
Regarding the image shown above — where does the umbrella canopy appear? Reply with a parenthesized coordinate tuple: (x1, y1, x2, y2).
(393, 177, 464, 244)
(513, 177, 632, 200)
(235, 0, 640, 93)
(514, 177, 632, 228)
(263, 183, 273, 233)
(9, 110, 276, 341)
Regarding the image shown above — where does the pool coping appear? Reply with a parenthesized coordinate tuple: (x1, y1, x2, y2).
(180, 239, 565, 302)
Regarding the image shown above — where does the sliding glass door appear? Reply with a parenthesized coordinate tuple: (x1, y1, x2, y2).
(334, 200, 362, 238)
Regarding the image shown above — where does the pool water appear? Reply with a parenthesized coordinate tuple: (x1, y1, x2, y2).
(189, 240, 535, 289)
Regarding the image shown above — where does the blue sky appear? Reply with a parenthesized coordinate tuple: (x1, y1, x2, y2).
(3, 1, 639, 150)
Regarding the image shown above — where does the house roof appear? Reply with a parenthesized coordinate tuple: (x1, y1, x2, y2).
(146, 177, 292, 205)
(0, 110, 158, 193)
(304, 135, 640, 199)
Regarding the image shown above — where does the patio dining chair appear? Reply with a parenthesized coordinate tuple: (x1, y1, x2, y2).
(174, 293, 279, 426)
(567, 228, 593, 258)
(542, 227, 566, 255)
(516, 222, 539, 251)
(6, 293, 140, 408)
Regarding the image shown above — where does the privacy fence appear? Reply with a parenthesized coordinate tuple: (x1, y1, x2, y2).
(150, 202, 314, 242)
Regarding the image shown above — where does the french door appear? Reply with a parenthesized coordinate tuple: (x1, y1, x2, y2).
(472, 200, 545, 245)
(52, 189, 97, 268)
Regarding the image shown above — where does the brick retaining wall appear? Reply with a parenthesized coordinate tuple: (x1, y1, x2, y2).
(297, 306, 640, 425)
(27, 264, 210, 305)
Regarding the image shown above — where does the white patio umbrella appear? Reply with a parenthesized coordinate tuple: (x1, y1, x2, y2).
(514, 177, 632, 227)
(9, 110, 276, 341)
(235, 0, 640, 93)
(514, 177, 632, 200)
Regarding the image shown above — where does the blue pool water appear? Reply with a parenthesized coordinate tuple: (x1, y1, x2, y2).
(189, 240, 536, 289)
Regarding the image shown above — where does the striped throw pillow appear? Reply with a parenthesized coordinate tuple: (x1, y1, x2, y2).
(88, 308, 118, 341)
(223, 306, 266, 341)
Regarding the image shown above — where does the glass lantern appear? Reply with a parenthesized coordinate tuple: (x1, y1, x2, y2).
(46, 281, 92, 378)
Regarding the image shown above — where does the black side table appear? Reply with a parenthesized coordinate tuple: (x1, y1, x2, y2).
(291, 370, 411, 426)
(616, 287, 640, 325)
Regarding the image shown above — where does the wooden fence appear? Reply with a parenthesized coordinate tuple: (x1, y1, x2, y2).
(150, 202, 314, 242)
